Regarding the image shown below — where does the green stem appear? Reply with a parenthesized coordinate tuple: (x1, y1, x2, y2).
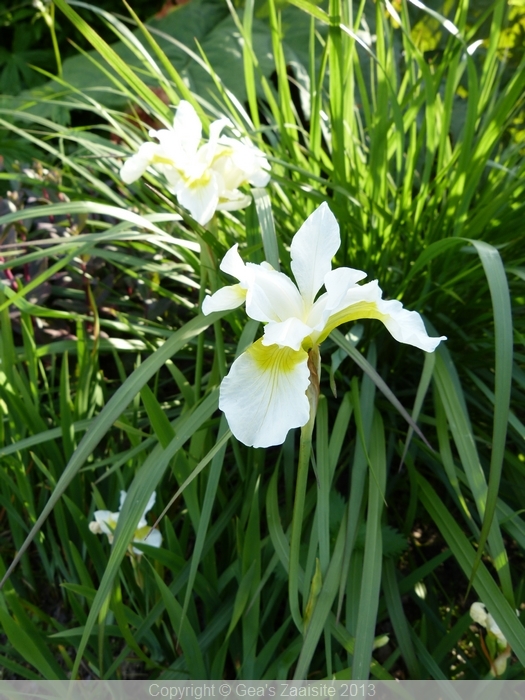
(49, 4, 62, 78)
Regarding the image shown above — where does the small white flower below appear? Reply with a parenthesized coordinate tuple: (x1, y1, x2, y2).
(89, 490, 162, 556)
(469, 601, 517, 676)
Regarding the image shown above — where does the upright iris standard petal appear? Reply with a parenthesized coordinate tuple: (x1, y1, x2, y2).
(219, 339, 311, 448)
(172, 100, 203, 155)
(203, 203, 446, 447)
(290, 202, 340, 306)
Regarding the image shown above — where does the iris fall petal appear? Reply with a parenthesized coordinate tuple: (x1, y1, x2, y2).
(219, 339, 310, 448)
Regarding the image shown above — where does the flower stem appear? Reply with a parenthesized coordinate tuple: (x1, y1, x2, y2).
(289, 346, 320, 632)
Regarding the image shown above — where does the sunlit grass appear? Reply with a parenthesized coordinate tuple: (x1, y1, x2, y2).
(0, 0, 524, 681)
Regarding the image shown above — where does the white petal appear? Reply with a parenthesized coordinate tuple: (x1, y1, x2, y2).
(173, 100, 202, 156)
(290, 202, 341, 306)
(119, 491, 127, 510)
(487, 614, 507, 646)
(470, 602, 488, 627)
(208, 118, 233, 150)
(376, 298, 447, 352)
(220, 244, 247, 282)
(92, 509, 119, 538)
(140, 491, 156, 528)
(306, 266, 368, 332)
(202, 284, 247, 314)
(120, 142, 159, 183)
(212, 153, 245, 192)
(216, 192, 252, 212)
(248, 163, 271, 188)
(262, 317, 313, 351)
(320, 280, 447, 352)
(177, 176, 220, 225)
(218, 136, 271, 187)
(219, 339, 311, 447)
(151, 129, 185, 162)
(162, 167, 185, 192)
(132, 526, 163, 554)
(142, 527, 163, 549)
(245, 264, 304, 324)
(324, 266, 368, 296)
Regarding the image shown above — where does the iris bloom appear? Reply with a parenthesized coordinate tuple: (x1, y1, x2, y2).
(203, 203, 446, 448)
(89, 490, 162, 555)
(470, 601, 514, 675)
(120, 100, 270, 225)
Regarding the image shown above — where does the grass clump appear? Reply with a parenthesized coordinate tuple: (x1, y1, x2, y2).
(0, 0, 524, 681)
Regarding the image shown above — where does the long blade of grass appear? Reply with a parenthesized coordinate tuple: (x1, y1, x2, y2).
(0, 311, 225, 591)
(418, 475, 525, 664)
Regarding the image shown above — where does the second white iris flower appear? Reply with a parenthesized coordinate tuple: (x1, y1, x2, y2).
(203, 203, 446, 448)
(120, 100, 270, 225)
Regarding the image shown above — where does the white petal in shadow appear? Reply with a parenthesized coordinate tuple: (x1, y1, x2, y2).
(92, 510, 118, 539)
(132, 526, 163, 554)
(219, 339, 311, 447)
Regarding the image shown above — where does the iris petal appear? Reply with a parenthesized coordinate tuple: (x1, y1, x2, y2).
(262, 317, 314, 351)
(219, 339, 310, 447)
(176, 175, 220, 225)
(321, 280, 446, 351)
(172, 100, 202, 156)
(202, 284, 247, 314)
(245, 265, 304, 323)
(290, 202, 340, 306)
(120, 142, 160, 183)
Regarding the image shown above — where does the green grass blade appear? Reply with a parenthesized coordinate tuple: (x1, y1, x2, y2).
(0, 312, 225, 592)
(418, 475, 525, 665)
(352, 410, 386, 680)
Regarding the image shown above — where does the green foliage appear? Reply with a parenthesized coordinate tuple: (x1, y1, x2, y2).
(0, 0, 524, 683)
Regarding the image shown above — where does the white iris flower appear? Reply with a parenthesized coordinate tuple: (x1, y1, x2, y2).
(89, 490, 162, 555)
(203, 203, 446, 448)
(120, 101, 270, 225)
(470, 601, 508, 648)
(470, 601, 517, 675)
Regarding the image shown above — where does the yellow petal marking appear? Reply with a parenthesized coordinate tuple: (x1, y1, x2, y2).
(248, 338, 308, 374)
(317, 301, 387, 344)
